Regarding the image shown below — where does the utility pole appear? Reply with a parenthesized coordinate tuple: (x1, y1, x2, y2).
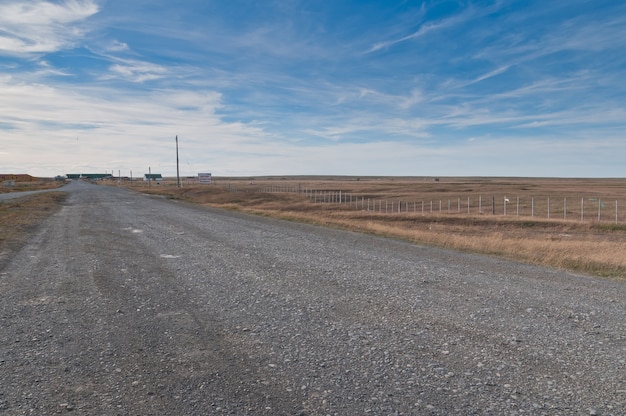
(176, 135, 181, 188)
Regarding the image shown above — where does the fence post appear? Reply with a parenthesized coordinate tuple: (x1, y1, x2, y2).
(531, 197, 534, 217)
(548, 197, 550, 219)
(564, 197, 567, 220)
(581, 198, 584, 221)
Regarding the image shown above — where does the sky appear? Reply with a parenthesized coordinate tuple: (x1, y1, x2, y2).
(1, 0, 625, 178)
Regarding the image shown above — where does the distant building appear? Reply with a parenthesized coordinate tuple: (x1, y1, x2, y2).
(144, 173, 163, 183)
(0, 174, 37, 182)
(66, 173, 113, 180)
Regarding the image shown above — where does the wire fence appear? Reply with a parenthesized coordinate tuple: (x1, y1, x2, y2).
(224, 184, 626, 224)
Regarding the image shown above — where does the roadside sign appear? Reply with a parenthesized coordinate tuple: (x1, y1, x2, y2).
(198, 173, 212, 184)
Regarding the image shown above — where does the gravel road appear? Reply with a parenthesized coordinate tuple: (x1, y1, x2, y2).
(1, 181, 624, 415)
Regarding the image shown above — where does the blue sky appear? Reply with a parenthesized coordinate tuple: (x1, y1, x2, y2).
(1, 0, 625, 177)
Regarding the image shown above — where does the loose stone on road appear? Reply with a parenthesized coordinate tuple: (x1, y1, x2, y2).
(0, 181, 624, 414)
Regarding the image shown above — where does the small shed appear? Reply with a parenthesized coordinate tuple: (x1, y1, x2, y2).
(144, 173, 163, 184)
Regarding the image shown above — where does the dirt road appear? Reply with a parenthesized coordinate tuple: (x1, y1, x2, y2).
(1, 181, 624, 415)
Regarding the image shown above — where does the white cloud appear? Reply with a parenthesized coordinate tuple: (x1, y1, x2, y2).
(0, 0, 99, 56)
(365, 2, 503, 54)
(106, 40, 129, 52)
(0, 73, 275, 175)
(107, 60, 168, 83)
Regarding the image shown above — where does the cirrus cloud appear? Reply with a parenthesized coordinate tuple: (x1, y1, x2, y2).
(0, 0, 98, 56)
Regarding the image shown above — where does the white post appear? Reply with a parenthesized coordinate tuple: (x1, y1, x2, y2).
(581, 198, 584, 221)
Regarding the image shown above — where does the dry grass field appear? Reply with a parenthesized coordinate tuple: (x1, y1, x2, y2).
(0, 180, 64, 194)
(126, 176, 626, 279)
(0, 192, 67, 268)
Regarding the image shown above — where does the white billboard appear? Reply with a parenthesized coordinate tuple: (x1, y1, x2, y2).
(198, 173, 212, 184)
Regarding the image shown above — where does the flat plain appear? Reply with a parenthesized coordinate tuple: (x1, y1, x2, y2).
(130, 176, 626, 278)
(2, 177, 625, 278)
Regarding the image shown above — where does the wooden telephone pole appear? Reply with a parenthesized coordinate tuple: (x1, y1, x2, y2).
(176, 135, 181, 188)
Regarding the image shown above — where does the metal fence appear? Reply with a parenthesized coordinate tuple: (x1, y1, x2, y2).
(225, 184, 626, 224)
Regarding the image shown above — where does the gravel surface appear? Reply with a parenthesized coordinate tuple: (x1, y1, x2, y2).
(1, 180, 624, 415)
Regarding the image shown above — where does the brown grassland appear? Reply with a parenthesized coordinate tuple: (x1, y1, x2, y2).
(0, 179, 64, 194)
(0, 192, 67, 269)
(126, 176, 626, 279)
